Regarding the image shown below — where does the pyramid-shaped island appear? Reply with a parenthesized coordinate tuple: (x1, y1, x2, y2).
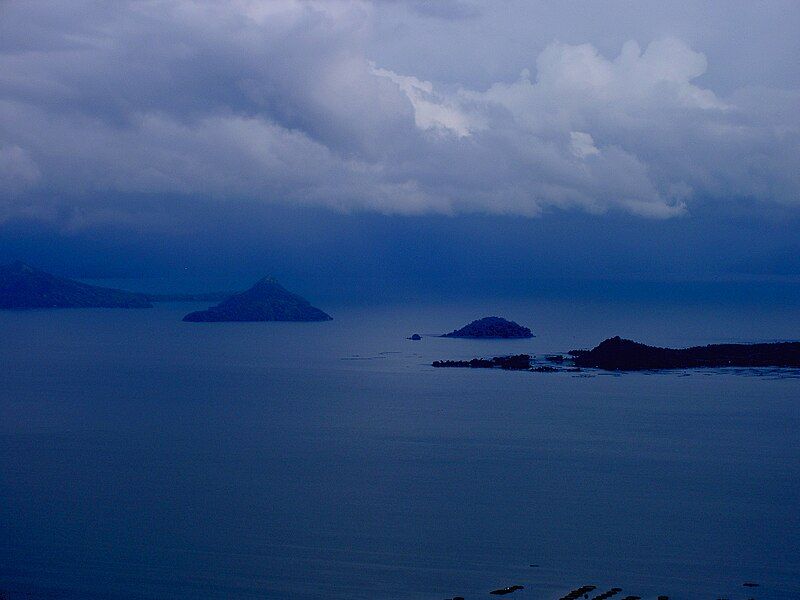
(183, 277, 332, 322)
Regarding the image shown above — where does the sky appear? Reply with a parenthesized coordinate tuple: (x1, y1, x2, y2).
(0, 1, 799, 298)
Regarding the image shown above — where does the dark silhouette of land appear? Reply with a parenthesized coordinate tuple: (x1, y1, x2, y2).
(183, 276, 332, 322)
(442, 316, 533, 338)
(433, 337, 800, 373)
(570, 336, 800, 371)
(0, 261, 236, 309)
(0, 261, 153, 309)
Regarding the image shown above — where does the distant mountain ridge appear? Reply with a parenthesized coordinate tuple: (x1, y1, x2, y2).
(0, 261, 153, 309)
(183, 276, 332, 322)
(0, 261, 239, 309)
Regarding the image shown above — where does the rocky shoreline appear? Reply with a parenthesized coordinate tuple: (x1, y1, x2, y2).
(569, 336, 800, 371)
(432, 336, 800, 373)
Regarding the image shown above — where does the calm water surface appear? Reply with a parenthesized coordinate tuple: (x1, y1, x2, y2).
(1, 300, 799, 599)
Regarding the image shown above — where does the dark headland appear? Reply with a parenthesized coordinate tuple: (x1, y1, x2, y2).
(442, 316, 533, 338)
(183, 276, 332, 322)
(0, 261, 153, 309)
(432, 336, 800, 372)
(0, 260, 235, 309)
(570, 336, 800, 371)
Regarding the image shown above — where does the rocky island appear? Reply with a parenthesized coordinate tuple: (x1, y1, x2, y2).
(183, 276, 332, 322)
(569, 336, 800, 371)
(0, 261, 153, 309)
(442, 316, 533, 338)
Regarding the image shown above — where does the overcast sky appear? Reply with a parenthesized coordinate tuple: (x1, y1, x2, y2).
(1, 1, 798, 290)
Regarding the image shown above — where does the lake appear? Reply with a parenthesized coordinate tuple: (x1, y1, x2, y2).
(1, 299, 799, 599)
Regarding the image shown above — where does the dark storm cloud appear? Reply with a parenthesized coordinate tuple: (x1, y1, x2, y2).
(0, 0, 798, 226)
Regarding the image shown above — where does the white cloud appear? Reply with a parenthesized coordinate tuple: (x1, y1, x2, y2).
(371, 65, 477, 136)
(0, 1, 797, 225)
(570, 132, 599, 159)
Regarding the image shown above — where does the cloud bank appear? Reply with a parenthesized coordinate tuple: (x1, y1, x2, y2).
(0, 0, 798, 224)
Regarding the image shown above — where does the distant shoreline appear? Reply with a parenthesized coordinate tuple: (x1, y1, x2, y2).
(433, 337, 800, 372)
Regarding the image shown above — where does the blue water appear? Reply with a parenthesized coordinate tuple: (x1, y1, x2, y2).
(1, 300, 799, 599)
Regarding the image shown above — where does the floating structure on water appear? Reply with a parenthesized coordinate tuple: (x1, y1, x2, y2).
(489, 584, 524, 595)
(560, 585, 597, 600)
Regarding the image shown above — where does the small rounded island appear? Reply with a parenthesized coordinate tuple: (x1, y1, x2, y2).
(442, 316, 533, 339)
